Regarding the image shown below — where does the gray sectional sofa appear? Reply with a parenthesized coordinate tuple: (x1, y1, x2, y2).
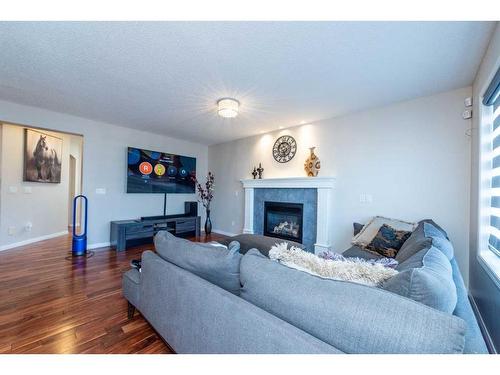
(122, 220, 488, 354)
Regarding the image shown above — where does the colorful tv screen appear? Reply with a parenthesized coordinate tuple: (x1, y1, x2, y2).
(127, 147, 196, 193)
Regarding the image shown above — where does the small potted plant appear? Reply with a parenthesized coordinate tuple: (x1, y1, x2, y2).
(193, 172, 215, 235)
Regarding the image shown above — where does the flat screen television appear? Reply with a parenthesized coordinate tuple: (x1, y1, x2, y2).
(127, 147, 196, 194)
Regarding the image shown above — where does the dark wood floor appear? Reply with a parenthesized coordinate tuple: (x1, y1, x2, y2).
(0, 232, 228, 354)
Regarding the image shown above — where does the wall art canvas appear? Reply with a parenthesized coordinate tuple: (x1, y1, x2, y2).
(24, 128, 63, 183)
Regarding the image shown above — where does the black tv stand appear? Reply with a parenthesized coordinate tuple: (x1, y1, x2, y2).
(110, 214, 200, 251)
(140, 213, 188, 221)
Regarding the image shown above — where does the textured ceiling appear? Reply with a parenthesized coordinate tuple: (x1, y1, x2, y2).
(0, 21, 495, 145)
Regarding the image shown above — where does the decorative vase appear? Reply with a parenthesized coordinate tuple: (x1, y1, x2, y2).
(205, 209, 212, 235)
(304, 147, 321, 177)
(256, 163, 264, 179)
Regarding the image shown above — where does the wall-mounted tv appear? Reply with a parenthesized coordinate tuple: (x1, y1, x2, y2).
(127, 147, 196, 194)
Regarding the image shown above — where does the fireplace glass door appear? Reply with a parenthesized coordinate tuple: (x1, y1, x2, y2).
(263, 201, 303, 243)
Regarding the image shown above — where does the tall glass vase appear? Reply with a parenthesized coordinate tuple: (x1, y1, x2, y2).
(204, 209, 212, 235)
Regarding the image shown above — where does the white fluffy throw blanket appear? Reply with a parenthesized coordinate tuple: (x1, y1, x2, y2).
(269, 243, 398, 286)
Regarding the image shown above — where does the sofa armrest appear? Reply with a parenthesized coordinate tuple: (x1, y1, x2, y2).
(122, 268, 141, 308)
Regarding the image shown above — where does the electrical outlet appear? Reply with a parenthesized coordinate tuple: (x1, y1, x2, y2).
(95, 188, 106, 195)
(8, 186, 18, 194)
(359, 194, 366, 203)
(23, 186, 32, 194)
(8, 226, 15, 236)
(25, 222, 33, 232)
(231, 220, 235, 227)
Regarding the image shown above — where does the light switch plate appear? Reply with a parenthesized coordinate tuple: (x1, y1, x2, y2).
(8, 186, 18, 194)
(23, 186, 32, 194)
(8, 226, 15, 236)
(95, 188, 106, 195)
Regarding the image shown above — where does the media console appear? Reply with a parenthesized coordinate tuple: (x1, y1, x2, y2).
(110, 214, 201, 251)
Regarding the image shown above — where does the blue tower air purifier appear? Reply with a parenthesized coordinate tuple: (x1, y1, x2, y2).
(72, 195, 88, 256)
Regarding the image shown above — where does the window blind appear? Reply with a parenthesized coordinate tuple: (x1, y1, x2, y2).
(486, 67, 500, 257)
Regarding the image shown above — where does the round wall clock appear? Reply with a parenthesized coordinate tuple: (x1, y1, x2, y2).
(272, 135, 297, 163)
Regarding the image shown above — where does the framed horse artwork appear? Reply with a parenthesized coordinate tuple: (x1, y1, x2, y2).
(24, 128, 63, 183)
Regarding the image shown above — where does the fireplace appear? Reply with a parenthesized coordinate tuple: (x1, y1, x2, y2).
(264, 201, 303, 243)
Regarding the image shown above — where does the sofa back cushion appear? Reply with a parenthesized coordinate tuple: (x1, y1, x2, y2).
(396, 221, 453, 263)
(240, 249, 466, 354)
(383, 246, 457, 313)
(218, 233, 304, 256)
(154, 231, 242, 295)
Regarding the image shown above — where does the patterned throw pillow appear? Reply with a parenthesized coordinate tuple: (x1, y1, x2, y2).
(366, 224, 411, 258)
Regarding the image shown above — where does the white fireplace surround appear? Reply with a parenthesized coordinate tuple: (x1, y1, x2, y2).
(240, 177, 336, 253)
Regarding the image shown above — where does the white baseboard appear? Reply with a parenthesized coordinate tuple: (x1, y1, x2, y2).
(210, 228, 239, 237)
(87, 241, 111, 250)
(0, 230, 68, 252)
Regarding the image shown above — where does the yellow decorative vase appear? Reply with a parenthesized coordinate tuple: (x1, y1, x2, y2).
(304, 147, 321, 177)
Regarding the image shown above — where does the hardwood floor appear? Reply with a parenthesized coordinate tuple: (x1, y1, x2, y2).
(0, 232, 228, 354)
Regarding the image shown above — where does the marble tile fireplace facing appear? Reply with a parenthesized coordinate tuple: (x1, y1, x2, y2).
(240, 177, 336, 253)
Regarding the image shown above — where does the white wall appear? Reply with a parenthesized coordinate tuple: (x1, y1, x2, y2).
(0, 124, 72, 246)
(0, 100, 208, 249)
(209, 87, 472, 283)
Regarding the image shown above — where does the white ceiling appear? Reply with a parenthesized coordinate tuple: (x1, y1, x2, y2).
(0, 22, 495, 145)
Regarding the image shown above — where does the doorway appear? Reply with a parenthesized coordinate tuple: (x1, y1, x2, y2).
(68, 135, 83, 233)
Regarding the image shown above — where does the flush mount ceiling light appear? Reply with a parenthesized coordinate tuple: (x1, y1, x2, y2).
(217, 98, 239, 118)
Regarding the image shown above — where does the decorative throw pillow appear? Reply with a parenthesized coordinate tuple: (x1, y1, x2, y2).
(353, 222, 364, 236)
(269, 242, 398, 286)
(352, 216, 416, 248)
(382, 246, 457, 313)
(366, 224, 412, 258)
(154, 231, 242, 295)
(318, 249, 399, 268)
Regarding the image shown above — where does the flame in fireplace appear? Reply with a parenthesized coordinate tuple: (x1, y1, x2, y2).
(273, 221, 300, 238)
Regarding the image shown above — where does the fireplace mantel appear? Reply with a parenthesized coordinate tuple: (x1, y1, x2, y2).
(241, 177, 335, 189)
(240, 177, 336, 253)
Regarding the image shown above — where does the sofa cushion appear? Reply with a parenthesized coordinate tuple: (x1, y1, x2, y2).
(420, 219, 449, 239)
(154, 231, 242, 295)
(382, 246, 457, 313)
(218, 234, 304, 256)
(353, 222, 364, 236)
(430, 236, 454, 261)
(352, 216, 416, 248)
(396, 221, 453, 263)
(366, 224, 412, 258)
(240, 249, 466, 354)
(342, 245, 383, 260)
(423, 221, 447, 239)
